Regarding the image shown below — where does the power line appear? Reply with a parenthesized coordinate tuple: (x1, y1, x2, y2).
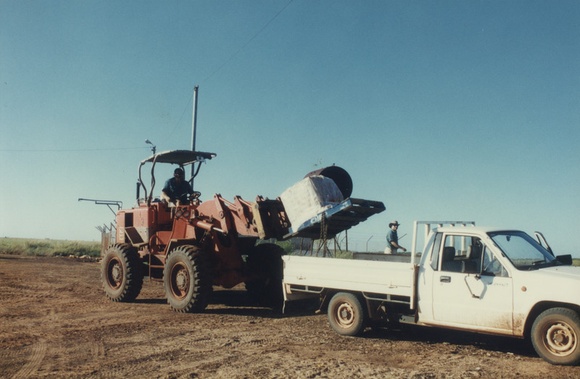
(202, 0, 295, 83)
(164, 93, 194, 144)
(162, 0, 295, 146)
(0, 146, 148, 153)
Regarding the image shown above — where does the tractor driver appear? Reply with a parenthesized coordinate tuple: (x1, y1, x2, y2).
(161, 168, 194, 206)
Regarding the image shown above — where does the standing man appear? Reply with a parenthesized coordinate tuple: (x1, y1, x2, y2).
(161, 168, 194, 206)
(386, 220, 406, 254)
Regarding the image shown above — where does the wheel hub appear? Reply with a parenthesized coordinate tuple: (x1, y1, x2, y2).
(337, 303, 355, 327)
(171, 264, 190, 299)
(107, 259, 123, 289)
(111, 265, 122, 282)
(546, 322, 577, 356)
(175, 270, 189, 291)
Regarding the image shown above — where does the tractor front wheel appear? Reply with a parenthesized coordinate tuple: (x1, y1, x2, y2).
(101, 244, 143, 302)
(163, 245, 212, 313)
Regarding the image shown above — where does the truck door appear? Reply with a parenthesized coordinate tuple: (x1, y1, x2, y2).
(431, 234, 514, 334)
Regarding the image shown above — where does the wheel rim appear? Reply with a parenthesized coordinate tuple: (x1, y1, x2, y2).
(107, 258, 123, 289)
(169, 262, 190, 300)
(335, 302, 355, 328)
(544, 321, 578, 356)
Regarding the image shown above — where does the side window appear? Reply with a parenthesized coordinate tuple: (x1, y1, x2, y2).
(441, 235, 461, 272)
(482, 246, 509, 277)
(439, 235, 482, 274)
(468, 238, 483, 272)
(430, 233, 443, 270)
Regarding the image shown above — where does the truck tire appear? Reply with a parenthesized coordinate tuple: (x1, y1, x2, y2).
(531, 307, 580, 365)
(244, 243, 285, 309)
(101, 244, 143, 302)
(164, 245, 212, 313)
(328, 292, 366, 336)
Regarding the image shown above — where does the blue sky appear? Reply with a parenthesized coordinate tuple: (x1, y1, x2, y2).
(1, 0, 578, 255)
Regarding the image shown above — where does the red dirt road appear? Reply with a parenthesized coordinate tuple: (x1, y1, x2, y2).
(1, 255, 579, 378)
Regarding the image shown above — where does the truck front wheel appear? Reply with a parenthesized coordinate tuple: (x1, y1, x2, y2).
(101, 244, 143, 302)
(328, 292, 366, 336)
(531, 307, 580, 365)
(163, 245, 212, 313)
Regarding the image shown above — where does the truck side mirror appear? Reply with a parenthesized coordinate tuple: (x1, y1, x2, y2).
(556, 254, 573, 265)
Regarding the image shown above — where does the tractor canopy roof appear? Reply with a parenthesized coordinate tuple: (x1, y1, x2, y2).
(138, 150, 217, 205)
(141, 150, 216, 166)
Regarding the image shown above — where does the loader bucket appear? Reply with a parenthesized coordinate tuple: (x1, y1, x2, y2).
(305, 166, 353, 199)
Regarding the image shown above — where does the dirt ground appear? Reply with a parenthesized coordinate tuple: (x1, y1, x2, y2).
(1, 255, 580, 379)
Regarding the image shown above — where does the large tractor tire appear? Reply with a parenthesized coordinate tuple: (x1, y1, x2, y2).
(101, 244, 143, 302)
(327, 292, 366, 336)
(244, 243, 285, 309)
(163, 245, 212, 313)
(531, 307, 580, 365)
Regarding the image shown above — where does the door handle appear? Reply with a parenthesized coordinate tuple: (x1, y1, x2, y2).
(440, 276, 451, 283)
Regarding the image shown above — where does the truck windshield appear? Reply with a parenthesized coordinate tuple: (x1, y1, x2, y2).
(489, 231, 557, 270)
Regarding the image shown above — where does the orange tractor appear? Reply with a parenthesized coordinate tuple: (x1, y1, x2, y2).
(101, 150, 384, 311)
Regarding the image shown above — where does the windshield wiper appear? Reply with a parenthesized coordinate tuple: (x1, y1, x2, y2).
(527, 260, 559, 270)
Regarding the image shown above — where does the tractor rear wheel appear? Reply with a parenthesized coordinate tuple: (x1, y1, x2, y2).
(163, 245, 212, 313)
(245, 243, 285, 309)
(101, 244, 143, 302)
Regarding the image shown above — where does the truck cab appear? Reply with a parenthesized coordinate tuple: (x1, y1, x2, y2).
(416, 226, 576, 336)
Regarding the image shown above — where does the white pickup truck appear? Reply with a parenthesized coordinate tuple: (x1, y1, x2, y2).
(282, 221, 580, 365)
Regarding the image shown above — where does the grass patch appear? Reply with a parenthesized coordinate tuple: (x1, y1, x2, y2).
(1, 237, 577, 266)
(0, 238, 101, 258)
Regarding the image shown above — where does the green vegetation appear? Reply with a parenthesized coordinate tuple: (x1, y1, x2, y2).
(333, 250, 353, 259)
(0, 238, 101, 258)
(274, 240, 354, 258)
(1, 237, 578, 267)
(273, 240, 294, 254)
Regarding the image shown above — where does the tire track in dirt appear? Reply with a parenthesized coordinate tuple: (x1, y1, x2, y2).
(92, 340, 106, 358)
(11, 338, 47, 379)
(219, 332, 286, 348)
